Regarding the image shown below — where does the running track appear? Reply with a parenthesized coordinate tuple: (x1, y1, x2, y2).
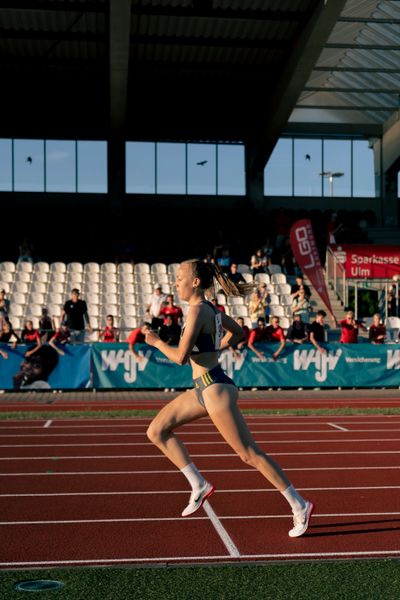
(2, 415, 400, 567)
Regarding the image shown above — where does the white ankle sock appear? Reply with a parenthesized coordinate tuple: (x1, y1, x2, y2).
(281, 484, 306, 514)
(180, 463, 206, 492)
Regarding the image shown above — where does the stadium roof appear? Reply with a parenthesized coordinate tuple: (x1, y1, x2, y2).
(0, 0, 399, 172)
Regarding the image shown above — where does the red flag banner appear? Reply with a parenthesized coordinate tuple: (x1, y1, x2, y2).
(289, 219, 334, 317)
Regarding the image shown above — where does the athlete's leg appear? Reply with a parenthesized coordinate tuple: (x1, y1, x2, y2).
(146, 389, 207, 470)
(203, 384, 292, 491)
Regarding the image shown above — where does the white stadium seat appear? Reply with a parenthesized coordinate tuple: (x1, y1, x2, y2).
(50, 262, 67, 273)
(47, 282, 64, 295)
(276, 283, 291, 295)
(268, 264, 282, 275)
(10, 292, 26, 305)
(119, 304, 137, 316)
(238, 264, 251, 274)
(255, 273, 270, 284)
(27, 304, 43, 318)
(16, 261, 33, 273)
(47, 293, 63, 306)
(84, 262, 100, 273)
(117, 262, 134, 274)
(0, 272, 13, 283)
(67, 262, 83, 273)
(13, 282, 29, 294)
(151, 262, 167, 275)
(0, 282, 11, 293)
(31, 282, 47, 294)
(27, 293, 45, 306)
(101, 262, 117, 274)
(135, 262, 150, 274)
(33, 261, 50, 273)
(49, 272, 65, 284)
(0, 261, 16, 273)
(14, 272, 31, 283)
(270, 305, 285, 317)
(271, 273, 287, 285)
(32, 272, 48, 284)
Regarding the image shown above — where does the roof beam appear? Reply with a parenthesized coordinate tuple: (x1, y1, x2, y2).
(130, 34, 288, 49)
(0, 1, 104, 11)
(0, 29, 103, 41)
(248, 0, 348, 174)
(338, 17, 400, 25)
(313, 66, 400, 73)
(131, 6, 305, 22)
(295, 105, 397, 111)
(304, 86, 400, 94)
(325, 43, 400, 50)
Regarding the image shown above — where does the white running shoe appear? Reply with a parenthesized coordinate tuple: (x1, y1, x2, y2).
(288, 500, 314, 538)
(181, 482, 215, 517)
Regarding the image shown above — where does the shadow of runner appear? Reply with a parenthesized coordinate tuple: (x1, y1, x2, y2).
(305, 517, 400, 538)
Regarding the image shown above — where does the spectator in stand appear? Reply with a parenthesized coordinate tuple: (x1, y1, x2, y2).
(209, 296, 226, 313)
(0, 289, 10, 313)
(287, 314, 308, 344)
(227, 263, 246, 285)
(0, 320, 20, 348)
(309, 310, 327, 355)
(49, 323, 71, 356)
(249, 289, 267, 328)
(159, 314, 181, 346)
(146, 284, 167, 331)
(339, 311, 365, 344)
(21, 319, 42, 358)
(248, 317, 269, 361)
(291, 289, 311, 325)
(258, 283, 271, 322)
(159, 294, 183, 326)
(217, 247, 231, 274)
(250, 249, 267, 278)
(17, 237, 35, 264)
(98, 315, 120, 342)
(387, 283, 398, 317)
(291, 275, 311, 301)
(369, 313, 386, 344)
(327, 212, 343, 245)
(127, 321, 151, 362)
(0, 299, 8, 330)
(266, 316, 287, 361)
(261, 237, 273, 267)
(39, 308, 56, 343)
(61, 288, 92, 343)
(229, 316, 250, 360)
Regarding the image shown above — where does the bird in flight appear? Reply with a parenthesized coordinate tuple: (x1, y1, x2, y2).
(305, 154, 311, 161)
(26, 156, 32, 164)
(196, 160, 208, 166)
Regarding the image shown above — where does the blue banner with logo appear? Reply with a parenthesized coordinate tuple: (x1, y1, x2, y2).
(91, 342, 400, 389)
(91, 343, 193, 389)
(0, 344, 91, 390)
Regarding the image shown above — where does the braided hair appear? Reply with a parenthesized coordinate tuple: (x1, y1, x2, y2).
(182, 259, 255, 298)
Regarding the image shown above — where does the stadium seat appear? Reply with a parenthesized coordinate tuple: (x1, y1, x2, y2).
(32, 272, 48, 284)
(27, 293, 45, 306)
(238, 264, 250, 274)
(47, 304, 62, 320)
(47, 282, 64, 295)
(270, 305, 285, 318)
(229, 305, 249, 318)
(9, 316, 21, 330)
(151, 262, 167, 275)
(14, 272, 31, 284)
(243, 317, 252, 329)
(101, 272, 117, 284)
(135, 262, 150, 274)
(84, 272, 100, 284)
(50, 262, 67, 273)
(119, 272, 134, 285)
(101, 305, 118, 317)
(280, 294, 293, 306)
(241, 272, 253, 284)
(102, 293, 118, 305)
(10, 291, 26, 305)
(255, 273, 270, 284)
(33, 261, 50, 273)
(152, 273, 169, 285)
(67, 262, 83, 273)
(268, 264, 282, 275)
(269, 293, 280, 305)
(85, 293, 100, 305)
(167, 263, 180, 275)
(271, 273, 287, 285)
(119, 304, 137, 316)
(279, 316, 290, 330)
(84, 262, 100, 273)
(101, 263, 117, 274)
(134, 272, 152, 284)
(13, 281, 29, 294)
(47, 293, 63, 305)
(27, 304, 43, 318)
(0, 282, 11, 293)
(216, 293, 227, 305)
(228, 296, 244, 306)
(119, 317, 138, 339)
(276, 283, 291, 295)
(118, 283, 134, 295)
(0, 261, 16, 273)
(49, 273, 65, 284)
(8, 304, 24, 317)
(31, 282, 47, 294)
(87, 304, 100, 317)
(16, 261, 33, 273)
(82, 283, 100, 295)
(0, 272, 14, 284)
(117, 262, 134, 274)
(136, 283, 153, 295)
(119, 293, 135, 306)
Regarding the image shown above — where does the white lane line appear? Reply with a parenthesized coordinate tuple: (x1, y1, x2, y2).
(2, 549, 400, 567)
(327, 422, 349, 432)
(2, 445, 400, 462)
(2, 465, 400, 477)
(2, 485, 400, 498)
(43, 420, 52, 429)
(0, 437, 399, 447)
(2, 511, 400, 525)
(203, 501, 241, 558)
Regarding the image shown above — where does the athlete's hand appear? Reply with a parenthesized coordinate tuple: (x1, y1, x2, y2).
(145, 329, 160, 347)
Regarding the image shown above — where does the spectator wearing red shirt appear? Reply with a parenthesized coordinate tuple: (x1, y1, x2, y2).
(369, 313, 386, 344)
(127, 322, 151, 362)
(49, 324, 71, 356)
(159, 294, 183, 326)
(21, 320, 42, 358)
(265, 316, 286, 360)
(339, 311, 365, 343)
(209, 296, 226, 313)
(99, 315, 120, 342)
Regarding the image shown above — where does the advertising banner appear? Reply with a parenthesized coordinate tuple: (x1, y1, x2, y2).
(0, 344, 91, 390)
(331, 244, 400, 279)
(91, 343, 193, 389)
(91, 342, 400, 390)
(290, 219, 334, 316)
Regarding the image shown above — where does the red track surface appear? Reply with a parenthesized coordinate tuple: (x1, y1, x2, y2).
(2, 414, 400, 567)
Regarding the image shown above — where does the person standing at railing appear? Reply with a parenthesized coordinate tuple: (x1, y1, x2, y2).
(60, 288, 92, 343)
(368, 313, 386, 344)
